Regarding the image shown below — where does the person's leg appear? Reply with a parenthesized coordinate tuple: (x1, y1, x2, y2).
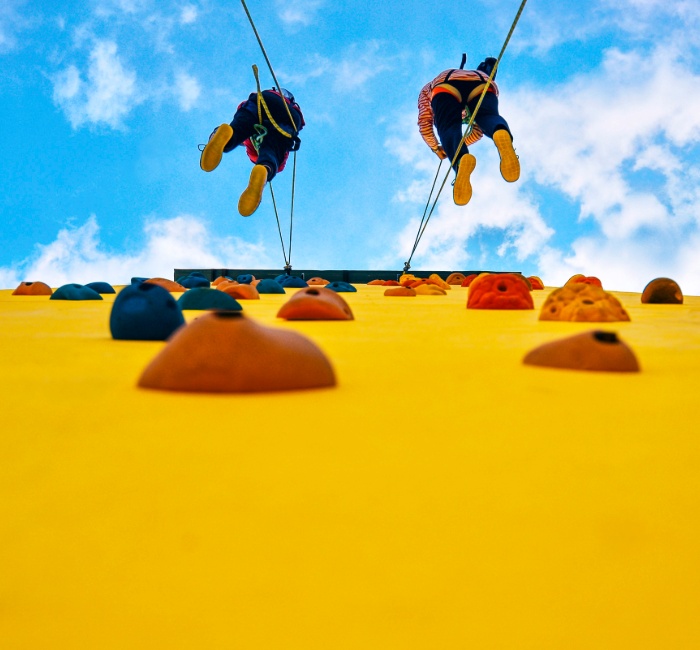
(469, 93, 519, 182)
(200, 101, 258, 172)
(431, 92, 468, 169)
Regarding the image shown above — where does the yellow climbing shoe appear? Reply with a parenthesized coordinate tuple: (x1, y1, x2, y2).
(453, 153, 477, 206)
(493, 129, 520, 182)
(200, 124, 233, 172)
(238, 165, 268, 217)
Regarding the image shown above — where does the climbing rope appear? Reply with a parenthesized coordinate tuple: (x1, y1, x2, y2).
(240, 0, 299, 273)
(403, 0, 529, 273)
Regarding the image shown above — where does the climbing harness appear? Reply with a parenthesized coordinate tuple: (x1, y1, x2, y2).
(240, 0, 300, 274)
(403, 0, 529, 273)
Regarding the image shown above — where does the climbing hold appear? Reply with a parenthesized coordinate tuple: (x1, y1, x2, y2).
(399, 274, 416, 286)
(325, 281, 357, 293)
(539, 284, 630, 322)
(367, 279, 385, 285)
(446, 273, 467, 285)
(567, 274, 602, 288)
(177, 288, 243, 311)
(145, 278, 186, 292)
(429, 273, 451, 290)
(50, 284, 103, 301)
(110, 282, 185, 340)
(523, 330, 640, 372)
(236, 274, 255, 284)
(641, 277, 683, 304)
(467, 273, 533, 309)
(85, 281, 116, 294)
(138, 312, 336, 393)
(256, 279, 286, 294)
(189, 272, 209, 279)
(383, 280, 400, 286)
(414, 284, 447, 295)
(219, 283, 260, 300)
(178, 275, 210, 289)
(12, 281, 53, 296)
(307, 277, 330, 286)
(131, 277, 148, 284)
(279, 275, 308, 288)
(528, 276, 545, 290)
(277, 286, 354, 320)
(461, 274, 478, 287)
(384, 287, 417, 297)
(212, 275, 234, 286)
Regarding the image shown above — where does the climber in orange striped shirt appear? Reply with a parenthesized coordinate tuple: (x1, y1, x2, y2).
(417, 57, 520, 206)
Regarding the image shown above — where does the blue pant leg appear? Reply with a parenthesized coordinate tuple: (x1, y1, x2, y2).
(430, 93, 466, 171)
(224, 102, 258, 152)
(468, 92, 511, 140)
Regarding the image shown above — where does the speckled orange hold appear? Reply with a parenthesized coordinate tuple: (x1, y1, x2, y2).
(528, 276, 545, 290)
(414, 284, 447, 296)
(641, 277, 683, 304)
(567, 274, 602, 288)
(467, 273, 534, 309)
(307, 277, 330, 286)
(384, 287, 416, 297)
(219, 283, 260, 300)
(523, 330, 640, 372)
(277, 286, 354, 320)
(138, 312, 336, 393)
(446, 273, 467, 285)
(539, 284, 630, 322)
(144, 278, 186, 292)
(12, 281, 53, 296)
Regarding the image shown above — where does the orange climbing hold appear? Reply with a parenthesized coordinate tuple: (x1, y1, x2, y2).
(12, 281, 53, 296)
(523, 330, 640, 373)
(429, 273, 451, 290)
(307, 277, 330, 286)
(138, 312, 336, 393)
(567, 274, 603, 288)
(467, 273, 534, 310)
(461, 274, 478, 287)
(219, 283, 260, 300)
(212, 276, 232, 286)
(641, 277, 683, 304)
(384, 287, 416, 297)
(414, 284, 447, 296)
(144, 278, 186, 292)
(528, 276, 545, 290)
(446, 273, 467, 285)
(277, 286, 354, 320)
(539, 284, 630, 322)
(367, 279, 385, 286)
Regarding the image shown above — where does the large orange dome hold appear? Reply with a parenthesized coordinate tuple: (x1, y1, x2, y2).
(523, 330, 640, 372)
(277, 287, 354, 320)
(467, 273, 534, 310)
(539, 283, 630, 322)
(144, 277, 186, 292)
(12, 281, 53, 296)
(138, 312, 336, 393)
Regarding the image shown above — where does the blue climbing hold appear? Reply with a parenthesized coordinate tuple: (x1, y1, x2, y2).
(189, 272, 209, 279)
(50, 284, 103, 300)
(325, 281, 357, 293)
(131, 277, 148, 284)
(179, 275, 210, 289)
(85, 281, 116, 294)
(280, 275, 308, 288)
(177, 288, 243, 311)
(110, 282, 185, 341)
(236, 274, 255, 284)
(256, 279, 286, 294)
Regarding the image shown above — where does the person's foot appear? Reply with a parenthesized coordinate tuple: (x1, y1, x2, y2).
(238, 165, 268, 216)
(453, 153, 477, 206)
(493, 129, 520, 182)
(200, 124, 233, 172)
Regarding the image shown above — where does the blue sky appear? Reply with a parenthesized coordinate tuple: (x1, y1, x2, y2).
(1, 0, 700, 291)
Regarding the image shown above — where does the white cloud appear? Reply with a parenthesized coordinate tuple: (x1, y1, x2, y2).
(52, 39, 139, 128)
(174, 70, 200, 111)
(0, 214, 273, 289)
(276, 0, 325, 26)
(179, 4, 198, 25)
(0, 0, 30, 53)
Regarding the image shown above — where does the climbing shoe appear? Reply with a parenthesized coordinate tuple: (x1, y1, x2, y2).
(493, 129, 520, 182)
(238, 165, 268, 217)
(200, 123, 233, 172)
(453, 153, 477, 206)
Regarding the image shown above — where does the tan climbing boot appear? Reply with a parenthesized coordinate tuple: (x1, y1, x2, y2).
(493, 129, 520, 182)
(238, 164, 268, 216)
(200, 124, 233, 172)
(453, 153, 477, 206)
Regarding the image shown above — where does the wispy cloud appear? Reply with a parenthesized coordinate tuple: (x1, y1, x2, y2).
(276, 0, 325, 27)
(0, 0, 31, 54)
(52, 39, 139, 128)
(174, 70, 200, 111)
(179, 4, 198, 25)
(0, 214, 273, 289)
